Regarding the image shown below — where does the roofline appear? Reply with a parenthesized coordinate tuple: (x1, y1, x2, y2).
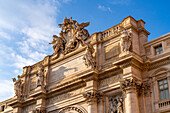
(144, 32, 170, 46)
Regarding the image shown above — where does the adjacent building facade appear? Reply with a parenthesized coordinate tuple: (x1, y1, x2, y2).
(0, 16, 170, 113)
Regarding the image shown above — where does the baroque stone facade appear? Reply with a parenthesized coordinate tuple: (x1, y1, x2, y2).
(0, 16, 170, 113)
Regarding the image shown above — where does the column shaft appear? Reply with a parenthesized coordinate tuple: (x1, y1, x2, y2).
(125, 89, 140, 113)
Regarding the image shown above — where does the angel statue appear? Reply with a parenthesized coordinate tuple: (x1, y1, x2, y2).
(58, 17, 77, 32)
(74, 22, 90, 45)
(49, 31, 66, 57)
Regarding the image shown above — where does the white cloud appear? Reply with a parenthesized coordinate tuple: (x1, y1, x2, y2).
(0, 31, 11, 40)
(11, 53, 35, 69)
(98, 5, 112, 12)
(0, 0, 61, 69)
(0, 0, 69, 101)
(14, 69, 20, 74)
(0, 80, 14, 102)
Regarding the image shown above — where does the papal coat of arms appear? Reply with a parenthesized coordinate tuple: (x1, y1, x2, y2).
(49, 17, 96, 68)
(49, 17, 90, 56)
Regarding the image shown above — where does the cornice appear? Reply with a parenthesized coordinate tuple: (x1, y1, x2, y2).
(144, 32, 170, 47)
(47, 79, 85, 95)
(143, 53, 170, 71)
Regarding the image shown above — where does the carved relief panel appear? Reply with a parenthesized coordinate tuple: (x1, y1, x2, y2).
(105, 94, 124, 113)
(22, 104, 36, 113)
(99, 74, 122, 88)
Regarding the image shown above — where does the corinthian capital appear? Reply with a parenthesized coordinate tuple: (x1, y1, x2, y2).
(83, 91, 102, 103)
(121, 78, 141, 93)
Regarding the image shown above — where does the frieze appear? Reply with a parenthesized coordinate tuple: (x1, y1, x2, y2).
(47, 87, 85, 105)
(150, 57, 170, 70)
(22, 104, 36, 113)
(99, 74, 122, 88)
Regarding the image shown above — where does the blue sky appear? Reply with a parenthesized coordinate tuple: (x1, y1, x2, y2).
(0, 0, 169, 101)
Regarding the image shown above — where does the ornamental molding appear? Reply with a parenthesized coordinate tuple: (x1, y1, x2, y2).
(149, 57, 170, 70)
(58, 106, 87, 113)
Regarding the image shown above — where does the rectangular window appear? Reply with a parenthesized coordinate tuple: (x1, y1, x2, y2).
(158, 78, 169, 100)
(155, 44, 163, 55)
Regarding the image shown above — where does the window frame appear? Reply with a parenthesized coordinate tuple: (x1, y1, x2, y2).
(154, 44, 163, 55)
(158, 78, 169, 100)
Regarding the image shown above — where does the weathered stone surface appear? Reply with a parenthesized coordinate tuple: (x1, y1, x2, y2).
(1, 16, 170, 113)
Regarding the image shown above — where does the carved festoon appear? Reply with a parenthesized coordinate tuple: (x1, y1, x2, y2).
(12, 75, 24, 98)
(119, 26, 132, 53)
(108, 95, 124, 113)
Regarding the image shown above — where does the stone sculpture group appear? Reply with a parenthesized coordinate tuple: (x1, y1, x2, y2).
(49, 17, 96, 68)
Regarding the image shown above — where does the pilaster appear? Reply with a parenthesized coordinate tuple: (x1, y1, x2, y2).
(121, 78, 141, 113)
(83, 74, 98, 113)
